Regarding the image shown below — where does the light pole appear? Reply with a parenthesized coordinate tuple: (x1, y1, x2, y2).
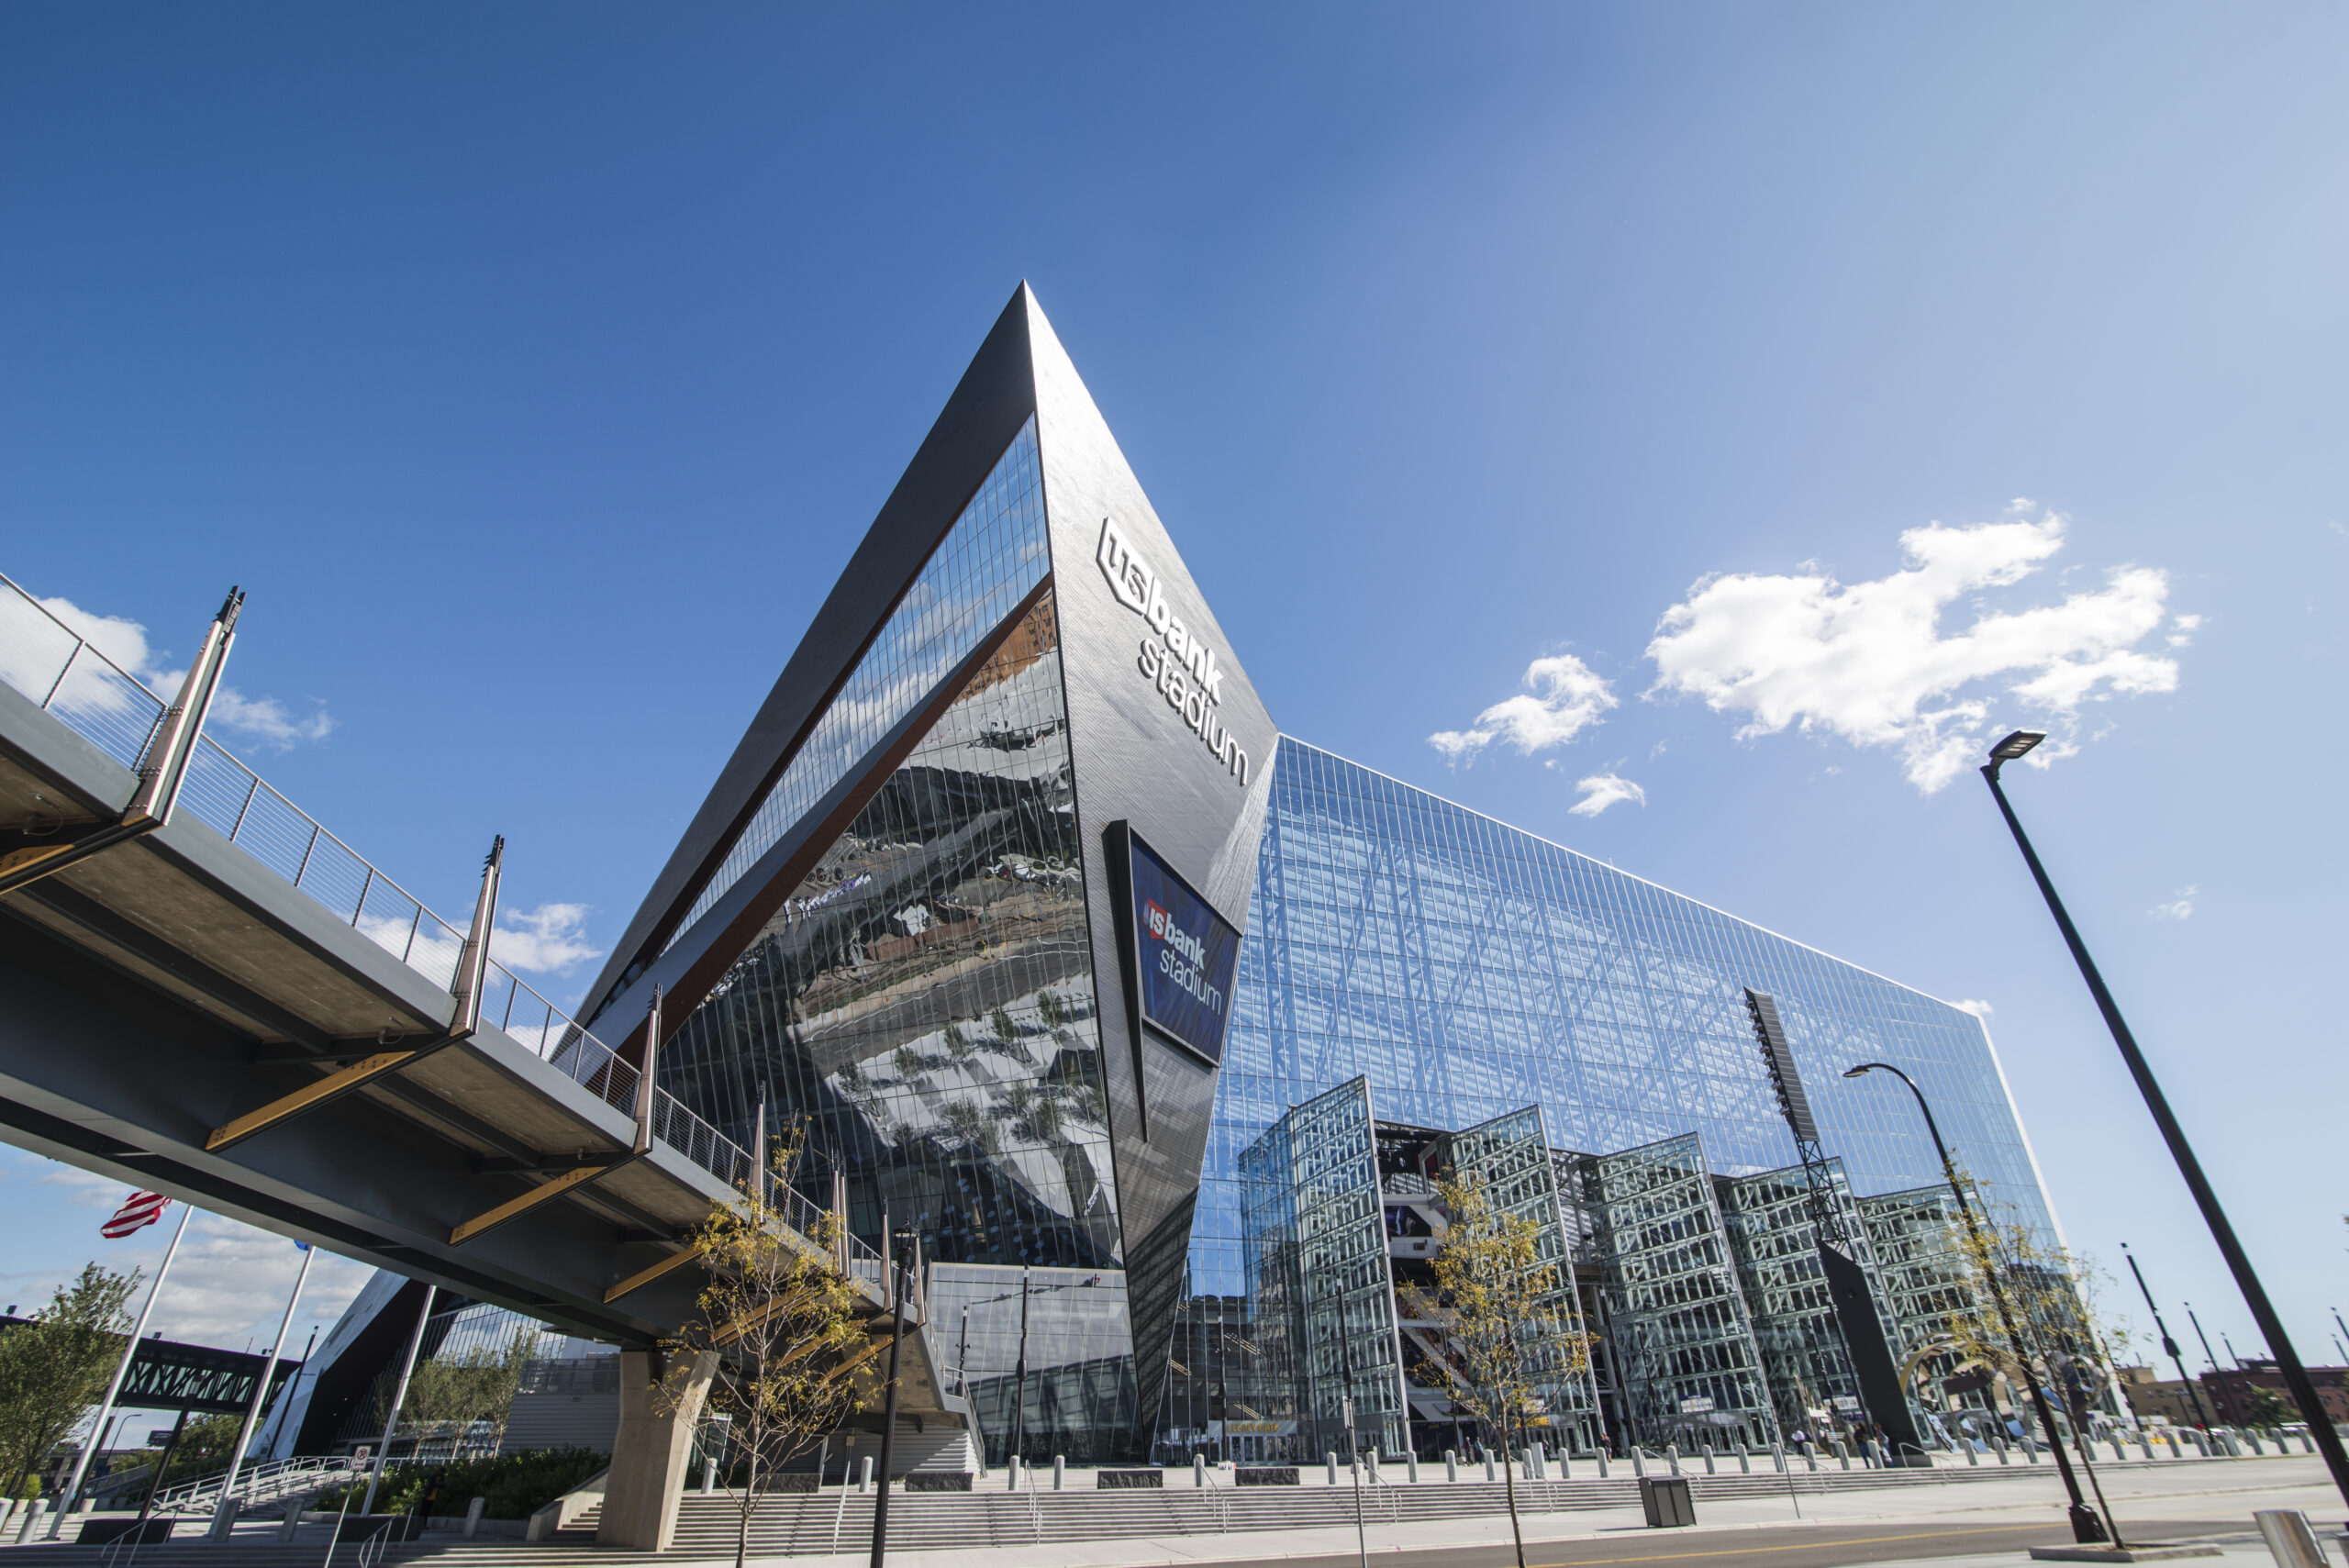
(2183, 1305, 2236, 1425)
(2121, 1245, 2214, 1429)
(1842, 1061, 2110, 1543)
(1979, 730, 2349, 1507)
(1009, 1271, 1031, 1469)
(868, 1228, 916, 1568)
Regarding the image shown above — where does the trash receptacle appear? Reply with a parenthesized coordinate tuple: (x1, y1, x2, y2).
(1640, 1474, 1695, 1529)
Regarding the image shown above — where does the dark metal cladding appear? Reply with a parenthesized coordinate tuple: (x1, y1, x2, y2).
(1744, 989, 1820, 1146)
(1026, 295, 1276, 1438)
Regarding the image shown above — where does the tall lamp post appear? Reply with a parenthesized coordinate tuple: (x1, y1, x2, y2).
(2121, 1245, 2214, 1429)
(1980, 729, 2349, 1507)
(1842, 1061, 2111, 1543)
(868, 1228, 916, 1568)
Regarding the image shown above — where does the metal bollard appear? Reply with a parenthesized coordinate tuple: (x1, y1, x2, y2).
(1597, 1448, 1609, 1478)
(1667, 1442, 1680, 1476)
(1194, 1456, 1207, 1488)
(16, 1502, 49, 1544)
(1406, 1451, 1419, 1484)
(1483, 1450, 1497, 1483)
(702, 1454, 718, 1494)
(1008, 1455, 1022, 1491)
(1327, 1452, 1339, 1486)
(1366, 1451, 1380, 1485)
(1558, 1449, 1570, 1480)
(1528, 1447, 1543, 1482)
(1053, 1455, 1065, 1490)
(1737, 1441, 1751, 1474)
(464, 1497, 485, 1541)
(859, 1455, 874, 1494)
(1703, 1443, 1716, 1475)
(1834, 1439, 1850, 1471)
(2254, 1509, 2328, 1568)
(1965, 1439, 1978, 1465)
(1445, 1450, 1458, 1483)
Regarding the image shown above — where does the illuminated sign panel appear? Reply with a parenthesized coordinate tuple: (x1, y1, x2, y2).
(1127, 832, 1241, 1068)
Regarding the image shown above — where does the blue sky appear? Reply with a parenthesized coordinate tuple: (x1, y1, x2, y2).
(4, 4, 2345, 1377)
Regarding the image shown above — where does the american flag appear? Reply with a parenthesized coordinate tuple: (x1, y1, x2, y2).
(102, 1191, 169, 1240)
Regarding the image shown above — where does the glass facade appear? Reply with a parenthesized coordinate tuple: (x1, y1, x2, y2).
(1171, 737, 2056, 1458)
(932, 1262, 1134, 1465)
(661, 577, 1120, 1275)
(672, 418, 1051, 942)
(1561, 1134, 1776, 1451)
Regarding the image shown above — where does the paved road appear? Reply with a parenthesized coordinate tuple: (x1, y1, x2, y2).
(1184, 1516, 2246, 1568)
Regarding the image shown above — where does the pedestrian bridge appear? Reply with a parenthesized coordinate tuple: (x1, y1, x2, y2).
(0, 572, 957, 1433)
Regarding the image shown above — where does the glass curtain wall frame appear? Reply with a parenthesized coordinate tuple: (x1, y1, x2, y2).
(1435, 1105, 1603, 1455)
(669, 418, 1052, 947)
(1562, 1132, 1778, 1453)
(931, 1262, 1134, 1466)
(1855, 1184, 1987, 1447)
(1715, 1156, 1903, 1441)
(657, 586, 1127, 1288)
(1239, 1076, 1410, 1461)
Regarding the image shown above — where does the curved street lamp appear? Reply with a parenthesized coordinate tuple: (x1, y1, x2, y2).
(1980, 730, 2349, 1507)
(1842, 1061, 2110, 1543)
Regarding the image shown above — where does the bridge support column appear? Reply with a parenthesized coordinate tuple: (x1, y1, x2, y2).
(599, 1349, 718, 1551)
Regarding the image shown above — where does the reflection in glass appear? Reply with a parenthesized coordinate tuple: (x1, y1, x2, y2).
(662, 587, 1122, 1280)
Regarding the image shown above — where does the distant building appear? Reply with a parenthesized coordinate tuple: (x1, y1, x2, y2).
(2116, 1360, 2349, 1428)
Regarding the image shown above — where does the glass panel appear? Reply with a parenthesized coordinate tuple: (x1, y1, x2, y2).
(671, 418, 1049, 943)
(661, 589, 1121, 1284)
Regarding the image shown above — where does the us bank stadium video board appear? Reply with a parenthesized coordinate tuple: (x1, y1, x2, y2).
(1124, 830, 1241, 1067)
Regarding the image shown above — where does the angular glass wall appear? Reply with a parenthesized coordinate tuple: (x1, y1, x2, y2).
(1563, 1133, 1776, 1451)
(1715, 1159, 1902, 1439)
(1440, 1106, 1603, 1453)
(661, 586, 1122, 1288)
(1183, 736, 2055, 1451)
(1238, 1077, 1408, 1459)
(1856, 1184, 1981, 1443)
(672, 418, 1051, 942)
(931, 1262, 1133, 1465)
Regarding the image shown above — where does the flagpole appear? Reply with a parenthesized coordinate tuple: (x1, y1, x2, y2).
(208, 1244, 314, 1537)
(362, 1285, 437, 1514)
(51, 1202, 192, 1538)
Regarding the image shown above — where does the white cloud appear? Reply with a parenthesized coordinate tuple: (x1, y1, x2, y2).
(1430, 652, 1618, 763)
(31, 595, 334, 752)
(2150, 886, 2197, 921)
(1954, 998, 1996, 1019)
(20, 1167, 370, 1351)
(1568, 773, 1646, 817)
(491, 903, 604, 975)
(1645, 504, 2178, 792)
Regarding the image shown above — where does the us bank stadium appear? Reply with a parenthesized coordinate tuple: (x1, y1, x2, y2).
(311, 286, 2065, 1473)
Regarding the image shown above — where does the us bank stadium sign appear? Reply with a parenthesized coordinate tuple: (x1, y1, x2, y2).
(1097, 517, 1251, 785)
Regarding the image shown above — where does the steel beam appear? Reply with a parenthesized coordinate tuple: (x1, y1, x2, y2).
(204, 839, 503, 1152)
(604, 1246, 700, 1304)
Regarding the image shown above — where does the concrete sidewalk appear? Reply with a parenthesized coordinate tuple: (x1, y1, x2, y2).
(764, 1458, 2345, 1568)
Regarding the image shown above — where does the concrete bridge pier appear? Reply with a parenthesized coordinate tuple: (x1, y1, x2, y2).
(599, 1349, 718, 1551)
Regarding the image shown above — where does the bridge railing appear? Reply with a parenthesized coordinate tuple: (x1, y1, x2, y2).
(0, 573, 874, 1273)
(0, 571, 171, 777)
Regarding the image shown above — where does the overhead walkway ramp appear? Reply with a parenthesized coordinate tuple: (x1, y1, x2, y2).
(0, 571, 961, 1435)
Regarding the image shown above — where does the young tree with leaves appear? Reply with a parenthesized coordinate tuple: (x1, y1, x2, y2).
(0, 1265, 138, 1496)
(1399, 1172, 1588, 1568)
(665, 1123, 875, 1568)
(1942, 1185, 2137, 1538)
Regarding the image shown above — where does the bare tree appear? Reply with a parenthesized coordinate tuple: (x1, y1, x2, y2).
(1401, 1172, 1589, 1568)
(666, 1123, 875, 1568)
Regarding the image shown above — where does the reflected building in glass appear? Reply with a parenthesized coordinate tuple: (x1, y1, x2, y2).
(580, 286, 2061, 1473)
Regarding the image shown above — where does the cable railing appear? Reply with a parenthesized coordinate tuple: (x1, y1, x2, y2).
(0, 571, 873, 1272)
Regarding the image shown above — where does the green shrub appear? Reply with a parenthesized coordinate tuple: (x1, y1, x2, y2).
(313, 1447, 607, 1520)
